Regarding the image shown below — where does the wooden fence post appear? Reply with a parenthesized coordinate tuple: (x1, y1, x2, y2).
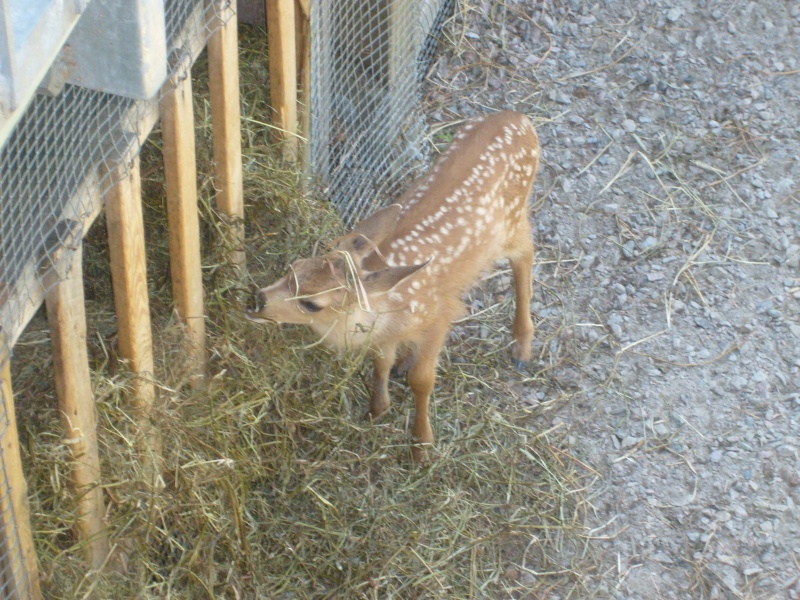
(44, 244, 109, 569)
(208, 6, 246, 274)
(0, 360, 42, 599)
(295, 0, 311, 174)
(160, 72, 207, 386)
(104, 157, 162, 486)
(266, 0, 298, 160)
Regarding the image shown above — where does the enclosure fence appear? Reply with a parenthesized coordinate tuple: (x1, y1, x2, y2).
(311, 0, 454, 226)
(0, 0, 228, 595)
(0, 0, 452, 594)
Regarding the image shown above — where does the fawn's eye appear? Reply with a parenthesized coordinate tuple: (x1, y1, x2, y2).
(299, 299, 322, 313)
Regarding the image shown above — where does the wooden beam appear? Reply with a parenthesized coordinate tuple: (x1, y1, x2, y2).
(208, 5, 246, 274)
(295, 0, 312, 176)
(160, 73, 207, 386)
(266, 0, 298, 160)
(44, 244, 109, 569)
(0, 360, 42, 599)
(104, 157, 162, 486)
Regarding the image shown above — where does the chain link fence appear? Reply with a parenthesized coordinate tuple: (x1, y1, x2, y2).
(0, 1, 227, 596)
(311, 0, 454, 227)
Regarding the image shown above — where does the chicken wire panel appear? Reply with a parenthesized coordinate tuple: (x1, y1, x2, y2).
(311, 0, 454, 227)
(0, 86, 138, 341)
(0, 0, 225, 345)
(0, 0, 225, 592)
(165, 0, 228, 73)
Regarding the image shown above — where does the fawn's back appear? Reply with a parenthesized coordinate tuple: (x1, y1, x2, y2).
(363, 110, 540, 329)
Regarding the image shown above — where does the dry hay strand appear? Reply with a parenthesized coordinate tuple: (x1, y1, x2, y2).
(11, 25, 595, 598)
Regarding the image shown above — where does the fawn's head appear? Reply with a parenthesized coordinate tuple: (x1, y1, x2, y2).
(246, 204, 428, 348)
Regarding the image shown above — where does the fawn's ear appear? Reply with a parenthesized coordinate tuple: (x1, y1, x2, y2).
(362, 260, 430, 295)
(335, 204, 401, 262)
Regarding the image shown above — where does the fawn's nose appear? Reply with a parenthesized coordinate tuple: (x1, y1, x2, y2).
(247, 289, 268, 314)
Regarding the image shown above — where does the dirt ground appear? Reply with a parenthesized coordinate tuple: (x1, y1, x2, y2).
(426, 1, 800, 598)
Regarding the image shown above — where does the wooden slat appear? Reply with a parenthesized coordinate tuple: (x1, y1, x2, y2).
(160, 73, 207, 386)
(295, 1, 312, 175)
(266, 0, 298, 160)
(0, 361, 42, 599)
(104, 157, 162, 485)
(208, 6, 246, 274)
(44, 244, 109, 569)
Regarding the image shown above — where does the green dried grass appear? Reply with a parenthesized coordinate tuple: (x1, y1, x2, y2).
(11, 26, 594, 599)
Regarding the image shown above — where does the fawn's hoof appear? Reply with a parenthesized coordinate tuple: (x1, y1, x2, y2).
(410, 443, 431, 463)
(512, 358, 529, 372)
(365, 405, 390, 421)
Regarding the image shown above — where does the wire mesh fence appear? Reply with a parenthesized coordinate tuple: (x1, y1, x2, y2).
(0, 1, 227, 596)
(0, 0, 451, 592)
(310, 0, 454, 227)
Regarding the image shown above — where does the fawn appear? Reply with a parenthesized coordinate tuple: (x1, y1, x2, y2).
(246, 110, 540, 461)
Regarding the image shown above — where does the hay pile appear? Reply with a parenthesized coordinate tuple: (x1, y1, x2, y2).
(12, 26, 593, 598)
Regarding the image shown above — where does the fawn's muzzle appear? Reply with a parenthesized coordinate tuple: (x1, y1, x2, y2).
(245, 290, 272, 322)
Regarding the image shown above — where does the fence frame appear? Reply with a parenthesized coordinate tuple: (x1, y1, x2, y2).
(0, 0, 243, 590)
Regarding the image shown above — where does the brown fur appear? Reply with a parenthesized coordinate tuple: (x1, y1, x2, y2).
(247, 111, 540, 461)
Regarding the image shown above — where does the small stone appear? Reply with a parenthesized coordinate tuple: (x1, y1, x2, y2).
(548, 89, 572, 105)
(622, 118, 637, 133)
(710, 449, 723, 463)
(647, 271, 665, 282)
(756, 299, 773, 313)
(641, 236, 658, 250)
(716, 511, 732, 524)
(581, 254, 596, 269)
(654, 423, 670, 436)
(731, 376, 747, 390)
(621, 436, 641, 449)
(694, 316, 713, 329)
(666, 7, 683, 22)
(601, 203, 619, 214)
(622, 240, 636, 258)
(652, 551, 674, 564)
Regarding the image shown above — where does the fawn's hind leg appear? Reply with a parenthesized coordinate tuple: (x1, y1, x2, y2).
(508, 230, 535, 370)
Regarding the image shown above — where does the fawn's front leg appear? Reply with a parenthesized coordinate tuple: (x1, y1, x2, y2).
(407, 328, 448, 462)
(368, 342, 397, 420)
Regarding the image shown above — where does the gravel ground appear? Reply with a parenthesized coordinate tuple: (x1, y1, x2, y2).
(426, 1, 800, 597)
